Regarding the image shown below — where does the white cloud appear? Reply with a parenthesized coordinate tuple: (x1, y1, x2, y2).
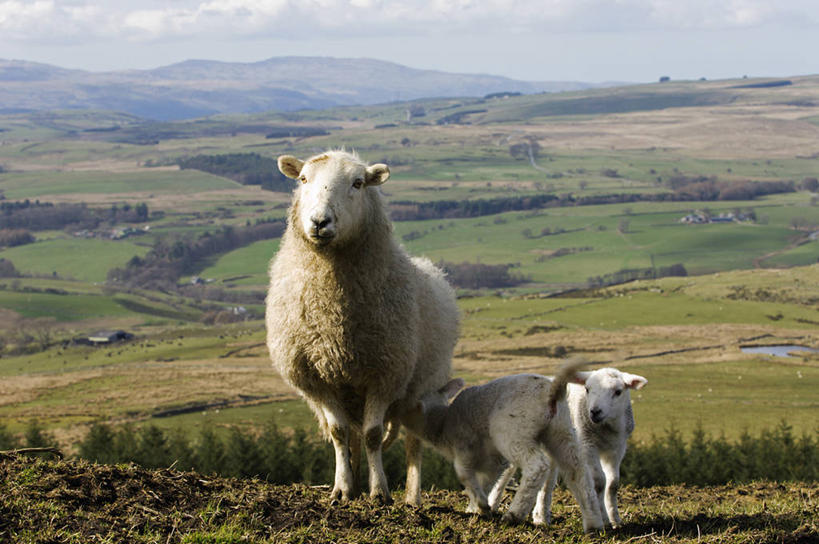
(0, 0, 817, 44)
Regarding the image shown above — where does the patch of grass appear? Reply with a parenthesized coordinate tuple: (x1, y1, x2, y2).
(0, 169, 239, 199)
(0, 237, 149, 283)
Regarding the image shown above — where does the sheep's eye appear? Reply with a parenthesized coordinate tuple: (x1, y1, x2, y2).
(614, 389, 623, 397)
(352, 179, 363, 189)
(299, 175, 307, 184)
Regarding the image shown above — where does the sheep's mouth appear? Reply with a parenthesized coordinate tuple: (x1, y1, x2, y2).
(309, 232, 335, 245)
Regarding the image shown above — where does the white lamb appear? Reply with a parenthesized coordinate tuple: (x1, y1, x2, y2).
(531, 367, 647, 527)
(266, 150, 459, 505)
(401, 361, 604, 533)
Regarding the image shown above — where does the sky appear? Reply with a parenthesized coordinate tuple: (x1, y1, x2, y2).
(1, 0, 818, 83)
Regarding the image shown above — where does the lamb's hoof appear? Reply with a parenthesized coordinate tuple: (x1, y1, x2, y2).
(502, 511, 523, 525)
(583, 524, 605, 535)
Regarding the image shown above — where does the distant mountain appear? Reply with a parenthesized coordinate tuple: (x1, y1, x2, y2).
(0, 57, 608, 121)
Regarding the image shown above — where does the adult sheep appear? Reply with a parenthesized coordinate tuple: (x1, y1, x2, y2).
(266, 150, 459, 505)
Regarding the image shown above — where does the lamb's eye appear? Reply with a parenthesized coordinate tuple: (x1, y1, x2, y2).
(352, 179, 363, 189)
(299, 175, 307, 184)
(614, 389, 623, 397)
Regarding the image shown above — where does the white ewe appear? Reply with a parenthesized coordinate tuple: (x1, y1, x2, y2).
(533, 367, 647, 527)
(401, 361, 604, 533)
(266, 150, 459, 504)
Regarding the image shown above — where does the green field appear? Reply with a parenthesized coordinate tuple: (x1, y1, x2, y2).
(0, 237, 149, 282)
(0, 78, 818, 458)
(0, 168, 240, 199)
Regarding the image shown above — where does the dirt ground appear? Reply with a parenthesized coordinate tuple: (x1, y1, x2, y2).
(1, 452, 815, 543)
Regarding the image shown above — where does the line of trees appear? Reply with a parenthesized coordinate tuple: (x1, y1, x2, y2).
(0, 229, 34, 247)
(0, 200, 150, 231)
(107, 221, 284, 290)
(439, 261, 530, 290)
(3, 419, 815, 487)
(177, 153, 293, 192)
(587, 264, 687, 288)
(388, 179, 795, 222)
(23, 419, 806, 488)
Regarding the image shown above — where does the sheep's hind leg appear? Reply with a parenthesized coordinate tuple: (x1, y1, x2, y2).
(363, 396, 392, 504)
(323, 407, 357, 502)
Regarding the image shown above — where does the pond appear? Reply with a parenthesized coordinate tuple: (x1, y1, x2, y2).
(740, 344, 819, 358)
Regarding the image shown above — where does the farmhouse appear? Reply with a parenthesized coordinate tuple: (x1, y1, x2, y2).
(87, 330, 133, 345)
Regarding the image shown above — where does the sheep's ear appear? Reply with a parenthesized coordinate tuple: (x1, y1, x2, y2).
(365, 163, 390, 186)
(571, 371, 591, 385)
(622, 373, 647, 390)
(440, 378, 465, 400)
(278, 155, 304, 179)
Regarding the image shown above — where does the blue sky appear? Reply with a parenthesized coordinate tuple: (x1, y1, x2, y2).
(1, 1, 817, 82)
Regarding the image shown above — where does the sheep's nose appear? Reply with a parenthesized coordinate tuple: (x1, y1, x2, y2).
(590, 408, 603, 423)
(311, 216, 332, 230)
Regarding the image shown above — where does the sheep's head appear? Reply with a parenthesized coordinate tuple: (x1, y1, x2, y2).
(574, 368, 647, 424)
(278, 151, 390, 248)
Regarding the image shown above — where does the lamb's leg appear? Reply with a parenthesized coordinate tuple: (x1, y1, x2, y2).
(488, 463, 516, 512)
(543, 432, 604, 533)
(454, 458, 490, 514)
(503, 449, 550, 524)
(404, 433, 423, 506)
(532, 461, 558, 526)
(600, 451, 623, 527)
(323, 407, 356, 502)
(363, 396, 392, 503)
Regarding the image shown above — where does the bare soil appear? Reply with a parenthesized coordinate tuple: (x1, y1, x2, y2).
(1, 452, 815, 543)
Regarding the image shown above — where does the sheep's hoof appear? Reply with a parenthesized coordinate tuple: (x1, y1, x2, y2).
(329, 487, 353, 505)
(369, 490, 393, 506)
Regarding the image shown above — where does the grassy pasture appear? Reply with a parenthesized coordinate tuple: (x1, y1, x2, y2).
(0, 237, 149, 282)
(187, 193, 817, 290)
(1, 266, 816, 447)
(0, 168, 239, 200)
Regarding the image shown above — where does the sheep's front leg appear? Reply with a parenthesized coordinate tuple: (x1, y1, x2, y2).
(404, 433, 423, 506)
(323, 407, 357, 502)
(363, 396, 392, 503)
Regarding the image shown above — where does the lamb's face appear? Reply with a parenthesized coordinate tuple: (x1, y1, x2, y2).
(403, 378, 464, 435)
(278, 152, 389, 247)
(582, 368, 647, 424)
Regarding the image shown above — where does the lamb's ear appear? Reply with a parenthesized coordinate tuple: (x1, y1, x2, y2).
(622, 373, 647, 390)
(278, 155, 304, 179)
(571, 371, 591, 385)
(440, 378, 465, 400)
(365, 163, 390, 186)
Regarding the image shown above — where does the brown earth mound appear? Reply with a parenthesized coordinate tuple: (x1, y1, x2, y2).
(1, 452, 816, 543)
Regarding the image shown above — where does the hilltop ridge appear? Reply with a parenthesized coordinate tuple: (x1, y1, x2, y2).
(0, 56, 608, 120)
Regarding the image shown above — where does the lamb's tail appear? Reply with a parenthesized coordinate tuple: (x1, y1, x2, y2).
(547, 357, 588, 416)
